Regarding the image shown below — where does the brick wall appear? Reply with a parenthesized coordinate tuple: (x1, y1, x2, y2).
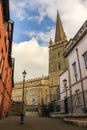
(0, 0, 14, 118)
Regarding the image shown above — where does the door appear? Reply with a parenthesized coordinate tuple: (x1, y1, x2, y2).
(64, 98, 68, 114)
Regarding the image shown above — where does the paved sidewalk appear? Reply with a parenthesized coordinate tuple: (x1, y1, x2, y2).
(50, 113, 87, 127)
(64, 117, 87, 127)
(0, 116, 86, 130)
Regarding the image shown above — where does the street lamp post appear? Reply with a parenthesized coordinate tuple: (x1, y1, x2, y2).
(20, 70, 27, 124)
(63, 79, 67, 98)
(63, 79, 68, 114)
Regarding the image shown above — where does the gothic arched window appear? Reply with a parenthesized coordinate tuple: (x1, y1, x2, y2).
(58, 62, 61, 70)
(58, 51, 60, 58)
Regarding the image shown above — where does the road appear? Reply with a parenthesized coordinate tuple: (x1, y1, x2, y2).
(0, 116, 86, 130)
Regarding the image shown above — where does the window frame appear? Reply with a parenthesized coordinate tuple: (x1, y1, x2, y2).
(83, 51, 87, 69)
(58, 51, 60, 58)
(72, 62, 78, 81)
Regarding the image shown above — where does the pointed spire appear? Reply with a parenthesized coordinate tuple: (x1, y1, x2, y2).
(55, 11, 67, 43)
(49, 38, 53, 46)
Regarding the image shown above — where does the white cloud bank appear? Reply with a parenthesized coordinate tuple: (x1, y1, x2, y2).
(10, 0, 87, 38)
(11, 0, 87, 82)
(12, 39, 48, 82)
(23, 28, 55, 46)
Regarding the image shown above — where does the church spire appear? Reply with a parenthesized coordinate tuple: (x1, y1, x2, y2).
(55, 11, 67, 43)
(49, 38, 53, 46)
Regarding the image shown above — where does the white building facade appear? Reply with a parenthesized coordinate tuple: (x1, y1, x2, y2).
(59, 69, 70, 113)
(63, 20, 87, 114)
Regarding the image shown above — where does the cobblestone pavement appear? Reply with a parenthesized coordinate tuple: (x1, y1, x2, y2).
(0, 116, 87, 130)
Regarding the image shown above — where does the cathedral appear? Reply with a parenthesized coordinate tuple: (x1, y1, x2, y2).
(49, 11, 68, 102)
(12, 11, 68, 116)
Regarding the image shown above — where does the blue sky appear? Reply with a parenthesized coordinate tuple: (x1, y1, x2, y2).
(9, 0, 87, 82)
(10, 1, 55, 45)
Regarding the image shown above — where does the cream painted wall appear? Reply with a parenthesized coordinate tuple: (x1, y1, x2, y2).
(12, 88, 22, 102)
(67, 33, 87, 94)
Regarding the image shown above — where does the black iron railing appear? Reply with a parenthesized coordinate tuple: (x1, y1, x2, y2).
(49, 91, 87, 114)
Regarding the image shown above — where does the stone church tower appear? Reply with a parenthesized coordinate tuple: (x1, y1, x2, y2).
(49, 11, 68, 102)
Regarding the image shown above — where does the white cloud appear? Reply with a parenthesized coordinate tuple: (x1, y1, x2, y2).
(10, 0, 87, 38)
(23, 28, 55, 46)
(12, 39, 48, 82)
(10, 0, 28, 20)
(10, 0, 87, 82)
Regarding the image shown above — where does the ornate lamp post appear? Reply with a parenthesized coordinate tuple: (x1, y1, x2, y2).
(20, 70, 27, 124)
(63, 79, 67, 98)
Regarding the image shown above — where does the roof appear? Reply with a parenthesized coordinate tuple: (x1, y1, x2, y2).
(64, 20, 87, 57)
(2, 0, 10, 21)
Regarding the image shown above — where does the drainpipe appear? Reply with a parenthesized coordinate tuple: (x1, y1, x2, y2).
(76, 48, 86, 112)
(68, 68, 73, 113)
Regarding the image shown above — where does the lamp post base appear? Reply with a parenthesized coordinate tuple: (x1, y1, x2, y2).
(20, 114, 24, 124)
(82, 108, 87, 113)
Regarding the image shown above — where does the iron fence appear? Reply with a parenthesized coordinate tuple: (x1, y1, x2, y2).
(49, 91, 87, 114)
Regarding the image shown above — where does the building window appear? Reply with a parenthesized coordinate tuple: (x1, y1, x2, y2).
(58, 51, 60, 58)
(72, 62, 78, 81)
(83, 52, 87, 68)
(0, 32, 1, 38)
(5, 45, 7, 52)
(1, 48, 3, 53)
(4, 36, 6, 44)
(51, 65, 53, 72)
(32, 96, 37, 105)
(58, 62, 61, 70)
